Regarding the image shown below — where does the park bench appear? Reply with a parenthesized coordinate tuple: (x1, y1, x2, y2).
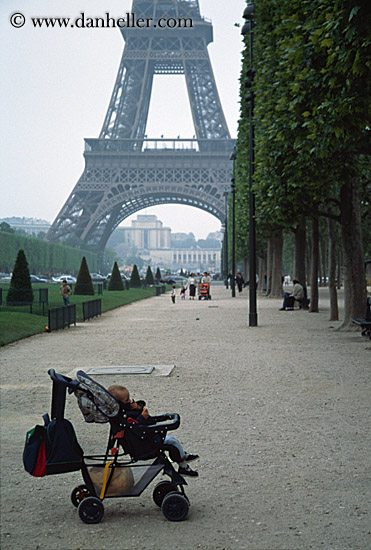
(352, 297, 371, 339)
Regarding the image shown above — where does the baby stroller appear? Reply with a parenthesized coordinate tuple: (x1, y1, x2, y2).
(198, 283, 211, 300)
(23, 369, 195, 524)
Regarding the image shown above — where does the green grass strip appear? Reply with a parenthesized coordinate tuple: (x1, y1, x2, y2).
(0, 286, 163, 346)
(0, 312, 48, 346)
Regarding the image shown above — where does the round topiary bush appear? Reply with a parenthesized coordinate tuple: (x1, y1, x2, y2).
(108, 261, 124, 291)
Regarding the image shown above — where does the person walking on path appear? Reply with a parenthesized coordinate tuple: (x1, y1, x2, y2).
(60, 279, 72, 306)
(171, 285, 176, 304)
(235, 272, 245, 294)
(196, 272, 202, 296)
(187, 273, 196, 300)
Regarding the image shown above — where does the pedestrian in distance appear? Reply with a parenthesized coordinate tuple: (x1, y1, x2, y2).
(196, 272, 202, 295)
(235, 272, 245, 294)
(180, 286, 186, 300)
(187, 273, 196, 300)
(171, 285, 176, 304)
(60, 279, 72, 306)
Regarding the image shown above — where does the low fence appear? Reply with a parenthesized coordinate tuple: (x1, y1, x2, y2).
(82, 299, 101, 321)
(48, 304, 76, 332)
(39, 288, 48, 315)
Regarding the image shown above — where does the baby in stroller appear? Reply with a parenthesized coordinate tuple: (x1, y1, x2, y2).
(108, 384, 199, 477)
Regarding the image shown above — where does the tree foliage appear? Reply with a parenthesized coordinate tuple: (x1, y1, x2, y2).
(235, 0, 370, 318)
(0, 231, 98, 274)
(0, 222, 14, 234)
(6, 249, 34, 304)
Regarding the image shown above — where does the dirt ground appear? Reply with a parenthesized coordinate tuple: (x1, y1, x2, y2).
(0, 284, 370, 550)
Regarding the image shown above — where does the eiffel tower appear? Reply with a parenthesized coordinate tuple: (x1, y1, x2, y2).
(46, 0, 235, 251)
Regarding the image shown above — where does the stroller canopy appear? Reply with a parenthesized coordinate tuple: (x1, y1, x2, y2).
(74, 371, 120, 423)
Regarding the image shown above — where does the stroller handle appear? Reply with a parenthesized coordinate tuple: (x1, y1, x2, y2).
(48, 369, 79, 389)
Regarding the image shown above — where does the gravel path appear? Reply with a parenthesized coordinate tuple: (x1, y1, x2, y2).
(0, 284, 370, 550)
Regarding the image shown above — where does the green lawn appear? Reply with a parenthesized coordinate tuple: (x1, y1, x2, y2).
(0, 312, 48, 346)
(0, 283, 165, 346)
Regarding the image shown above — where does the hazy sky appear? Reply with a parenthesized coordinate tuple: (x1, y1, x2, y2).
(1, 0, 245, 239)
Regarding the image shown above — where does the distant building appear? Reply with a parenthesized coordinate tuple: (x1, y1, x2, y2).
(206, 230, 223, 243)
(121, 215, 171, 249)
(120, 214, 221, 272)
(0, 217, 51, 236)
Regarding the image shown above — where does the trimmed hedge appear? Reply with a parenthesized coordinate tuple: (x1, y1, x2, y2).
(74, 256, 95, 295)
(6, 249, 33, 304)
(145, 266, 154, 285)
(130, 264, 141, 287)
(0, 231, 98, 274)
(108, 261, 124, 291)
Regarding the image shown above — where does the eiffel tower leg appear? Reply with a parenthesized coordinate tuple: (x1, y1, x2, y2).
(184, 56, 230, 141)
(100, 50, 154, 140)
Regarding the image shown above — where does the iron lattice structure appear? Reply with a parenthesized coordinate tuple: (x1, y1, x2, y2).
(46, 0, 235, 251)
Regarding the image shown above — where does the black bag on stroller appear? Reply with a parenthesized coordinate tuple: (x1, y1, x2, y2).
(45, 417, 83, 475)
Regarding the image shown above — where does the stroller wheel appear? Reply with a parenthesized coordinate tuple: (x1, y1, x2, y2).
(161, 491, 189, 521)
(153, 481, 177, 507)
(78, 496, 104, 524)
(71, 485, 90, 508)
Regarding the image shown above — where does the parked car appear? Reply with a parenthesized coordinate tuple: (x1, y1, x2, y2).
(106, 272, 128, 281)
(52, 275, 77, 284)
(30, 275, 49, 283)
(90, 273, 106, 282)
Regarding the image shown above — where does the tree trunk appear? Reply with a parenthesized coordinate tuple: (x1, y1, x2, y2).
(318, 242, 323, 286)
(328, 218, 339, 321)
(294, 219, 306, 285)
(322, 238, 327, 286)
(339, 176, 367, 328)
(270, 230, 283, 298)
(306, 237, 311, 287)
(337, 249, 342, 289)
(258, 252, 266, 292)
(309, 218, 319, 312)
(266, 237, 273, 296)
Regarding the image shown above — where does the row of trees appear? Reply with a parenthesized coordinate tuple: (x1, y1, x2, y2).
(0, 230, 98, 275)
(233, 0, 370, 326)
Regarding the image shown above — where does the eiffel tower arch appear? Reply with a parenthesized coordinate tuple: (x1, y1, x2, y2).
(46, 0, 235, 251)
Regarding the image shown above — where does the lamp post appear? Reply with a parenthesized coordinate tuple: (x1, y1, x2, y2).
(229, 147, 237, 298)
(223, 189, 229, 288)
(242, 1, 258, 326)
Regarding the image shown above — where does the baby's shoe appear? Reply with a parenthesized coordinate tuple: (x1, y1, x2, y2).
(179, 464, 199, 477)
(184, 453, 199, 462)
